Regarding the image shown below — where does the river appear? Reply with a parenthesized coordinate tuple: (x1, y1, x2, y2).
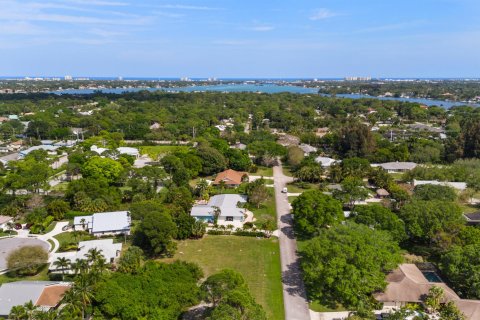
(53, 84, 478, 109)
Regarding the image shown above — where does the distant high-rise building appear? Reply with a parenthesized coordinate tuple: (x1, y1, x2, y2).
(64, 75, 73, 81)
(345, 76, 371, 81)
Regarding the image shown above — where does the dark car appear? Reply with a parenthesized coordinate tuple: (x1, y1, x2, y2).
(14, 223, 22, 230)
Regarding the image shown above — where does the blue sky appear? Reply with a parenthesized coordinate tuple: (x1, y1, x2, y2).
(0, 0, 479, 78)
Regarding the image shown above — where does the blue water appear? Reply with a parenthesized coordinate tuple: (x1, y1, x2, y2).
(51, 84, 478, 108)
(52, 84, 318, 95)
(422, 271, 442, 283)
(330, 93, 479, 109)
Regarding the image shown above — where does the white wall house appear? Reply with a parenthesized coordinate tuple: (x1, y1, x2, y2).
(50, 239, 122, 273)
(190, 194, 247, 227)
(0, 216, 13, 230)
(74, 211, 131, 237)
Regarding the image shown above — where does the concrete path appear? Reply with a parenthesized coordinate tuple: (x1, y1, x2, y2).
(37, 221, 69, 255)
(274, 162, 311, 320)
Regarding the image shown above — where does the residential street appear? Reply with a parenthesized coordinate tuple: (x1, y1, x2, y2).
(273, 163, 311, 320)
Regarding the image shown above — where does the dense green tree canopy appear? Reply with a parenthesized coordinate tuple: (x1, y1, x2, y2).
(301, 223, 402, 309)
(94, 261, 203, 319)
(351, 204, 407, 242)
(399, 200, 464, 242)
(291, 190, 344, 237)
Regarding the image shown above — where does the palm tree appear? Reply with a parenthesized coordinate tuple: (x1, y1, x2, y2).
(85, 248, 103, 265)
(6, 221, 15, 237)
(23, 300, 37, 320)
(91, 255, 108, 278)
(9, 305, 26, 320)
(191, 220, 206, 239)
(33, 309, 58, 320)
(74, 274, 95, 320)
(60, 288, 82, 319)
(53, 257, 71, 280)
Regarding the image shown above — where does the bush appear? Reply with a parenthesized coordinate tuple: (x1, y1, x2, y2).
(7, 245, 48, 276)
(65, 211, 92, 220)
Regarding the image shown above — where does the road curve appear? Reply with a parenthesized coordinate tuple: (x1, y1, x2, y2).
(273, 163, 311, 320)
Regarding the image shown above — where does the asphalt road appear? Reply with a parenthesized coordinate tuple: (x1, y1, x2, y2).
(273, 163, 311, 320)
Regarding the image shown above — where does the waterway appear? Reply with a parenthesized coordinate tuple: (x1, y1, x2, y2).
(53, 84, 478, 108)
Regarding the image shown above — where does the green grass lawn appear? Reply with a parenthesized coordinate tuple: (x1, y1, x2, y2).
(255, 166, 274, 177)
(44, 221, 57, 234)
(0, 230, 17, 237)
(164, 236, 284, 320)
(139, 145, 190, 160)
(50, 181, 69, 192)
(54, 231, 95, 251)
(0, 265, 50, 285)
(286, 182, 318, 194)
(250, 190, 277, 228)
(282, 165, 294, 177)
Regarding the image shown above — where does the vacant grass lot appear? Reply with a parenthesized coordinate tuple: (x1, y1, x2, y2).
(165, 236, 284, 320)
(139, 145, 190, 160)
(255, 166, 274, 177)
(250, 190, 277, 228)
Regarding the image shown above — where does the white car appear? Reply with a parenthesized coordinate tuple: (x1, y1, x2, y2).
(281, 187, 288, 193)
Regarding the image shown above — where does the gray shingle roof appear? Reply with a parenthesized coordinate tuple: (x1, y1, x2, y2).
(191, 194, 247, 218)
(0, 281, 66, 316)
(74, 211, 130, 234)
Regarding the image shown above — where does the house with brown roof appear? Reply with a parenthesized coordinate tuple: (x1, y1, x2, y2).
(213, 169, 249, 187)
(375, 264, 480, 319)
(375, 264, 459, 308)
(0, 281, 71, 317)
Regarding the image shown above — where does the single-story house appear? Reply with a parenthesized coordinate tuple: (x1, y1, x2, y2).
(464, 212, 480, 225)
(231, 142, 247, 151)
(413, 179, 467, 191)
(213, 169, 249, 187)
(74, 211, 131, 237)
(376, 264, 480, 319)
(375, 264, 459, 308)
(50, 239, 122, 273)
(0, 216, 13, 230)
(53, 140, 78, 147)
(117, 147, 140, 158)
(18, 145, 59, 158)
(315, 156, 338, 167)
(0, 281, 71, 317)
(299, 143, 317, 155)
(190, 194, 247, 226)
(277, 134, 300, 147)
(90, 145, 108, 155)
(371, 162, 417, 173)
(376, 188, 390, 198)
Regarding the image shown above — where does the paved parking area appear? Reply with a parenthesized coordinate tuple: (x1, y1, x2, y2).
(0, 238, 49, 270)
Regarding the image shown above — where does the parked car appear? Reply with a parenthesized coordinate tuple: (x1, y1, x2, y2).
(281, 187, 288, 193)
(14, 223, 22, 230)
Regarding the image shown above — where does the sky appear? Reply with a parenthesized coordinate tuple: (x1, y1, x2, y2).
(0, 0, 479, 78)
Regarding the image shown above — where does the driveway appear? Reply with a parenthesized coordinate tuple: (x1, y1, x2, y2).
(274, 163, 311, 320)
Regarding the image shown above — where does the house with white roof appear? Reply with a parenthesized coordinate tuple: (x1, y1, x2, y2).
(18, 145, 59, 158)
(90, 145, 108, 155)
(50, 239, 122, 273)
(0, 281, 71, 317)
(190, 194, 247, 227)
(371, 162, 417, 173)
(74, 211, 131, 237)
(117, 147, 140, 158)
(315, 156, 338, 167)
(413, 179, 467, 191)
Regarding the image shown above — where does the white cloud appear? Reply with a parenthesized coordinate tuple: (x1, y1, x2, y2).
(243, 24, 275, 32)
(310, 8, 336, 21)
(155, 4, 220, 11)
(61, 0, 129, 6)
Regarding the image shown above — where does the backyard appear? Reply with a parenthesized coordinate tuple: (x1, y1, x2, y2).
(163, 235, 284, 320)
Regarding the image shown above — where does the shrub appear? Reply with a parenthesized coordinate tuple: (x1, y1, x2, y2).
(7, 245, 48, 276)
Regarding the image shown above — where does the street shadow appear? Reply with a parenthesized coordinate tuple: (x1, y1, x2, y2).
(280, 215, 296, 239)
(282, 261, 308, 299)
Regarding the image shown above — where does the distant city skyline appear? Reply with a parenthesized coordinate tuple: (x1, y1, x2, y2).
(1, 0, 479, 78)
